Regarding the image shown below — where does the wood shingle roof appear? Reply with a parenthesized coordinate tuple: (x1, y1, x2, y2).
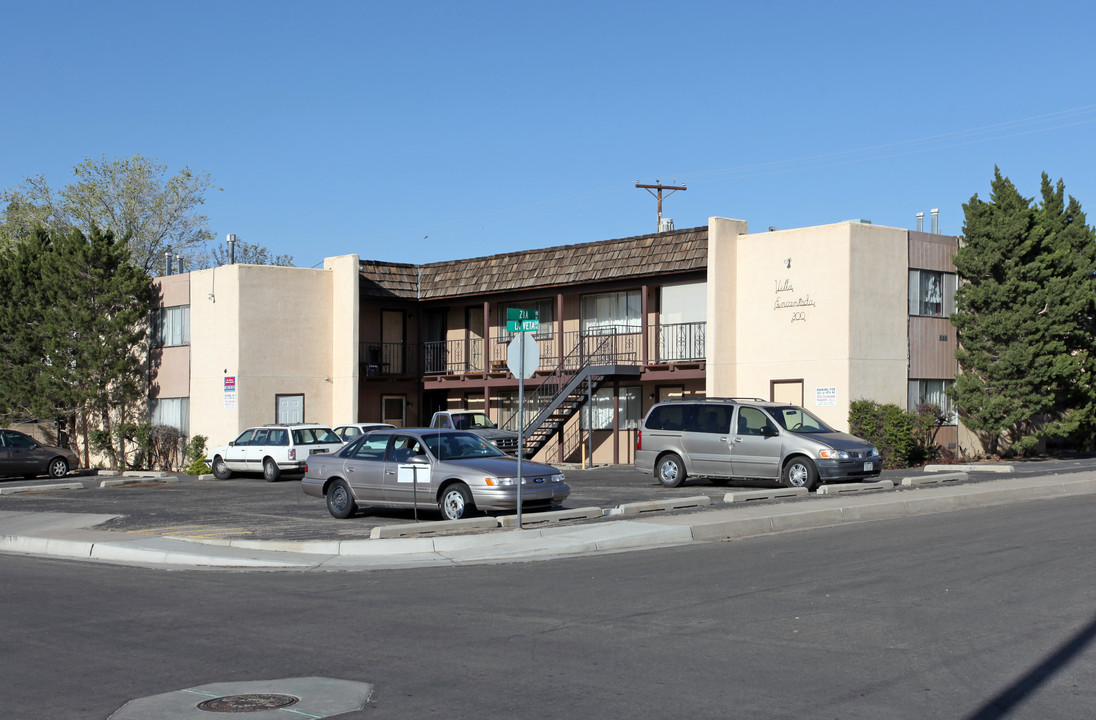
(358, 226, 708, 300)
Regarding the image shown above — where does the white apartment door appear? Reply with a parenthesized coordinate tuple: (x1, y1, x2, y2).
(277, 394, 304, 424)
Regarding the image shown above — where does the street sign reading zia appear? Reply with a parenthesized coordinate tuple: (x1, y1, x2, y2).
(506, 307, 539, 333)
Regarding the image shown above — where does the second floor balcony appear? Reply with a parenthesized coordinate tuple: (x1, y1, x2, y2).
(361, 321, 706, 378)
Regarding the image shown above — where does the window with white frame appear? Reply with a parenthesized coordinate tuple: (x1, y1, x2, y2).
(150, 397, 189, 435)
(152, 305, 190, 347)
(581, 386, 642, 430)
(908, 379, 956, 424)
(499, 298, 554, 341)
(580, 290, 641, 335)
(908, 270, 955, 318)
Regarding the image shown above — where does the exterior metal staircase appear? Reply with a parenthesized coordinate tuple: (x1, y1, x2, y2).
(502, 331, 641, 458)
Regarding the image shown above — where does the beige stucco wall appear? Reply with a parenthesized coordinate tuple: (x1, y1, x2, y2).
(188, 256, 360, 448)
(705, 217, 748, 396)
(326, 254, 360, 425)
(706, 219, 909, 431)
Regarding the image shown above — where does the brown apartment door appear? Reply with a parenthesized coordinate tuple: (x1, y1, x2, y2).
(381, 310, 405, 374)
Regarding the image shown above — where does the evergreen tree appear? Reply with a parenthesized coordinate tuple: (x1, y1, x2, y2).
(1034, 174, 1096, 446)
(0, 227, 151, 464)
(951, 168, 1096, 454)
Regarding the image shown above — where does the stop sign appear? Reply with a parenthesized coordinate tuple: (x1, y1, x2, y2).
(506, 333, 539, 379)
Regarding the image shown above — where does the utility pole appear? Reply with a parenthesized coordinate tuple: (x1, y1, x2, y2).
(636, 180, 686, 232)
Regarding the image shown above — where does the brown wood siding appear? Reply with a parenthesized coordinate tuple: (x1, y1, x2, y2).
(909, 231, 959, 272)
(909, 316, 957, 378)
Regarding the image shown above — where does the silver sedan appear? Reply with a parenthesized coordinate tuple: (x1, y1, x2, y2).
(301, 428, 570, 520)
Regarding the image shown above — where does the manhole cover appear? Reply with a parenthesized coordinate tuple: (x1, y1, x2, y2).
(197, 693, 300, 712)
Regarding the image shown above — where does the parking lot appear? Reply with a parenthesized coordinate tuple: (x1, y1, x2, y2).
(2, 456, 1094, 542)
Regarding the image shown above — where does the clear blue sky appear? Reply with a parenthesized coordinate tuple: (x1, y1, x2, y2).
(3, 1, 1095, 268)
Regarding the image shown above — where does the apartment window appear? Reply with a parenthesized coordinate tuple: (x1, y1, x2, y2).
(908, 270, 955, 317)
(908, 379, 956, 424)
(581, 290, 641, 335)
(500, 299, 554, 340)
(496, 390, 550, 431)
(581, 386, 641, 430)
(152, 305, 190, 347)
(150, 397, 189, 435)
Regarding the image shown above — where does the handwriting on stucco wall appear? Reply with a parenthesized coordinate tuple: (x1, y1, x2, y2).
(774, 279, 815, 322)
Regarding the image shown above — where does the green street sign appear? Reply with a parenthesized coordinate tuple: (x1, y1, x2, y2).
(507, 319, 540, 332)
(506, 308, 539, 333)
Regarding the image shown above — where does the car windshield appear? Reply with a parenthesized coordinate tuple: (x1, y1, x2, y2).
(770, 406, 835, 433)
(452, 413, 496, 430)
(424, 432, 506, 460)
(292, 427, 341, 444)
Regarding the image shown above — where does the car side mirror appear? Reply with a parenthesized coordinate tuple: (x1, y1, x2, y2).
(761, 426, 778, 437)
(228, 441, 236, 447)
(410, 455, 430, 465)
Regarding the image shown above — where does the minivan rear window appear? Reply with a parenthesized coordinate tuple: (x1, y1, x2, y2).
(645, 403, 733, 434)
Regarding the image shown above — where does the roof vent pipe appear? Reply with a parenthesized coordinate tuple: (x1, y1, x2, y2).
(931, 208, 939, 234)
(164, 250, 173, 276)
(916, 211, 924, 232)
(175, 254, 183, 274)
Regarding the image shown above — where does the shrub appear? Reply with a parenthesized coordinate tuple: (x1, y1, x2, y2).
(183, 434, 211, 475)
(848, 400, 917, 469)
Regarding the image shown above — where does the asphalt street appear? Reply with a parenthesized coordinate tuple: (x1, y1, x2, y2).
(3, 491, 1094, 720)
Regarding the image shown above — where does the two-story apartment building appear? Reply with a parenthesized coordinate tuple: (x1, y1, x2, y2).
(151, 215, 963, 464)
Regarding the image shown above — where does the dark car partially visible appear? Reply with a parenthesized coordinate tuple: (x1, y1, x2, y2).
(0, 429, 78, 479)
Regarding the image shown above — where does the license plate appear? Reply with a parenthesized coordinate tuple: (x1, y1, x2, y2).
(864, 461, 874, 471)
(310, 448, 331, 456)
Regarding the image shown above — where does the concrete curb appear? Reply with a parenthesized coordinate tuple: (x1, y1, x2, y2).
(901, 472, 967, 486)
(723, 487, 809, 503)
(0, 482, 85, 495)
(924, 463, 1014, 473)
(815, 479, 895, 495)
(2, 473, 1094, 570)
(616, 496, 712, 515)
(643, 474, 1096, 544)
(99, 477, 180, 488)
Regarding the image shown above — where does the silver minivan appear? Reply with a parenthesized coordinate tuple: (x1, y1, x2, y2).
(635, 398, 881, 491)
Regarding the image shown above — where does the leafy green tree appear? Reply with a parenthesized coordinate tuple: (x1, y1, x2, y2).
(204, 236, 294, 267)
(1, 154, 220, 273)
(0, 227, 151, 466)
(951, 168, 1096, 455)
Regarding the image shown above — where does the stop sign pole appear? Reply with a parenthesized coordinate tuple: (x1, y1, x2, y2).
(506, 310, 539, 528)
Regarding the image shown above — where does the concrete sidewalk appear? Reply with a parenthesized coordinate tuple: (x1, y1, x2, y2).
(2, 471, 1095, 571)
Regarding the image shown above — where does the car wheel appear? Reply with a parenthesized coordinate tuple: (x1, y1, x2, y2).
(782, 457, 819, 491)
(263, 458, 281, 482)
(46, 457, 70, 479)
(656, 453, 687, 488)
(438, 483, 473, 521)
(326, 479, 357, 519)
(212, 456, 232, 480)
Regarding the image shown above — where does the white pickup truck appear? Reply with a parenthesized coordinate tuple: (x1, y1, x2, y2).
(428, 411, 520, 455)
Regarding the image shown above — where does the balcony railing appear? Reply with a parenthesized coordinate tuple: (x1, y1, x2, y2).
(360, 342, 416, 376)
(423, 338, 485, 375)
(366, 322, 702, 377)
(657, 321, 705, 362)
